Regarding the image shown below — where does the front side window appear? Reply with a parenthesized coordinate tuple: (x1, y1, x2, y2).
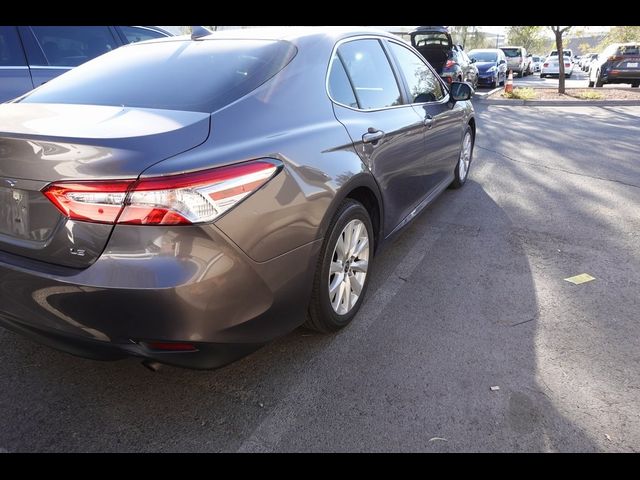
(388, 41, 444, 104)
(30, 26, 117, 67)
(337, 39, 402, 110)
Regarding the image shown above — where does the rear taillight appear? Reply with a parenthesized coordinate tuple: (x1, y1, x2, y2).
(42, 160, 281, 226)
(543, 63, 549, 67)
(445, 60, 455, 68)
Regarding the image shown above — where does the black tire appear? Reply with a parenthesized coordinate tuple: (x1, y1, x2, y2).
(492, 77, 498, 89)
(588, 80, 595, 88)
(306, 199, 374, 333)
(632, 83, 639, 88)
(540, 74, 546, 79)
(449, 124, 474, 190)
(595, 71, 604, 87)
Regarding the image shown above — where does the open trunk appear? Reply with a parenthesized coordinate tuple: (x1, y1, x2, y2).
(415, 46, 450, 74)
(0, 103, 211, 268)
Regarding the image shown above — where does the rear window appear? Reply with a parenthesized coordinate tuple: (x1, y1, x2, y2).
(413, 33, 450, 47)
(550, 50, 572, 57)
(21, 39, 297, 113)
(502, 48, 522, 58)
(619, 45, 639, 56)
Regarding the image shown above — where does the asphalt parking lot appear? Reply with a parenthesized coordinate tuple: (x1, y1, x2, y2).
(0, 103, 638, 452)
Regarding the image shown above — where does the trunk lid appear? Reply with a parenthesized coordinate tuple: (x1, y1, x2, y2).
(0, 103, 211, 268)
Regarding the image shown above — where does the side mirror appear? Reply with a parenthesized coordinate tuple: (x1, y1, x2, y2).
(470, 58, 477, 63)
(499, 59, 506, 65)
(450, 82, 473, 102)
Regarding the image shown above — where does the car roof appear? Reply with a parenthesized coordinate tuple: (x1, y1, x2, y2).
(140, 26, 398, 45)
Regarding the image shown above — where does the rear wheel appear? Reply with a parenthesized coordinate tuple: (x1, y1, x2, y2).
(588, 80, 595, 88)
(306, 200, 373, 333)
(595, 71, 604, 87)
(450, 125, 474, 190)
(632, 82, 639, 88)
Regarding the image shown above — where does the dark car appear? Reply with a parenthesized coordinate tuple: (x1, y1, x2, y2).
(468, 48, 508, 88)
(589, 43, 640, 88)
(0, 26, 173, 102)
(410, 26, 478, 88)
(0, 27, 475, 370)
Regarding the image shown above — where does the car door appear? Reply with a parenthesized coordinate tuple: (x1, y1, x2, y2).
(329, 38, 431, 236)
(386, 40, 465, 195)
(18, 26, 121, 88)
(0, 26, 34, 102)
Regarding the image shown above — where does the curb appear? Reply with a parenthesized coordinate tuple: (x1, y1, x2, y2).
(473, 87, 502, 99)
(476, 98, 640, 107)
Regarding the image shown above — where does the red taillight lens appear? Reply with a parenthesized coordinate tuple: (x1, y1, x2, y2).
(42, 160, 280, 226)
(565, 63, 571, 67)
(445, 60, 455, 68)
(42, 180, 134, 224)
(543, 63, 549, 67)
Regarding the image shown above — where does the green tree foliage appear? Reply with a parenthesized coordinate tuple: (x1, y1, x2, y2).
(449, 27, 494, 50)
(506, 26, 548, 53)
(600, 26, 640, 47)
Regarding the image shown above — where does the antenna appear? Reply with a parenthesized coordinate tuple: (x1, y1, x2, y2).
(191, 26, 213, 41)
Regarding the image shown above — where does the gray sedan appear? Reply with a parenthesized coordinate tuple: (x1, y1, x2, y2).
(0, 27, 475, 369)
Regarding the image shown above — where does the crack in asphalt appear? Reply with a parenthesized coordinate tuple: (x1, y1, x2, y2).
(476, 145, 640, 190)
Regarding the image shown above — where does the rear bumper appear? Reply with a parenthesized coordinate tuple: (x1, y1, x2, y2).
(602, 70, 640, 83)
(0, 224, 322, 369)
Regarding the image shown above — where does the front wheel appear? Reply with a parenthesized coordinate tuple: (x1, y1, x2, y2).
(306, 200, 374, 333)
(450, 125, 474, 190)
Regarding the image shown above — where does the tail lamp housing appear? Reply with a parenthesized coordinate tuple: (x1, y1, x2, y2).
(42, 159, 281, 226)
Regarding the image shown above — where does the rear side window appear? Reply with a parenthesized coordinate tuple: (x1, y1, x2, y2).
(30, 26, 117, 67)
(328, 56, 358, 108)
(0, 26, 26, 66)
(120, 26, 167, 44)
(337, 39, 401, 110)
(21, 39, 298, 113)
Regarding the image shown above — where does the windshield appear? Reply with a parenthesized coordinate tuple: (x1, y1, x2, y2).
(469, 51, 497, 62)
(502, 48, 522, 58)
(21, 39, 297, 113)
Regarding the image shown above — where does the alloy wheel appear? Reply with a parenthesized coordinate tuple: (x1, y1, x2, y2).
(328, 219, 370, 315)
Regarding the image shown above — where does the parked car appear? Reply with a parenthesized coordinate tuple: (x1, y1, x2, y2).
(589, 43, 640, 88)
(500, 46, 529, 77)
(410, 26, 478, 88)
(540, 49, 574, 78)
(0, 27, 476, 370)
(581, 53, 598, 71)
(0, 26, 173, 102)
(467, 48, 507, 88)
(530, 55, 543, 72)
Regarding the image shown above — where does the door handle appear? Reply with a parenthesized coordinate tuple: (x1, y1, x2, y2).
(423, 115, 434, 129)
(362, 128, 385, 144)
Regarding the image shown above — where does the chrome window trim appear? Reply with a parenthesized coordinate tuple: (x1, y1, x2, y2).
(325, 34, 450, 113)
(0, 66, 29, 70)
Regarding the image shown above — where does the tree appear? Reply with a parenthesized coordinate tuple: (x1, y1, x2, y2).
(549, 27, 573, 94)
(600, 26, 640, 47)
(449, 26, 490, 50)
(506, 26, 547, 53)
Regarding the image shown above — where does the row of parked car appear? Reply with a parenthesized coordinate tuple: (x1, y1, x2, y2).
(582, 43, 640, 88)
